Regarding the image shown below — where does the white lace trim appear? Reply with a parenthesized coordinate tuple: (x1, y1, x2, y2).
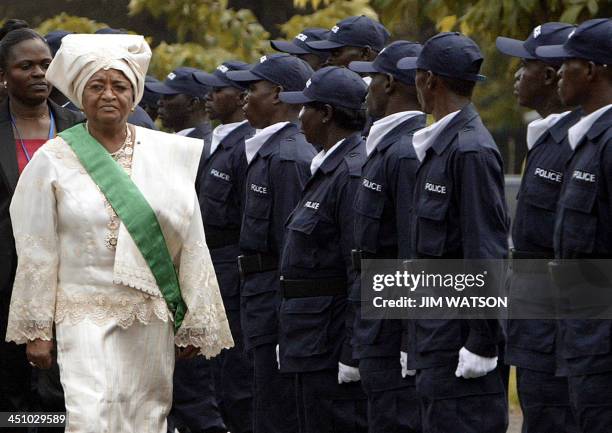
(55, 292, 171, 329)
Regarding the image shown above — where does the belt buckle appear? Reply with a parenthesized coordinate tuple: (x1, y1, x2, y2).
(351, 249, 362, 269)
(237, 255, 245, 275)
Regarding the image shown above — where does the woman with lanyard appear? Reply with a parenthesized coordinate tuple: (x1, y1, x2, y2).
(5, 33, 232, 432)
(0, 27, 82, 421)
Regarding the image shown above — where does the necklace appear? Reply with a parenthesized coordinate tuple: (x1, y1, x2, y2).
(101, 125, 135, 250)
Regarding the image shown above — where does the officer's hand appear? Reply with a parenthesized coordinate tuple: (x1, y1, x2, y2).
(338, 362, 360, 384)
(454, 347, 497, 379)
(26, 339, 54, 369)
(176, 345, 199, 359)
(400, 351, 416, 378)
(276, 344, 280, 370)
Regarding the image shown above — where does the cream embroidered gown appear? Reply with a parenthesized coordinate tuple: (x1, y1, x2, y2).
(5, 126, 233, 433)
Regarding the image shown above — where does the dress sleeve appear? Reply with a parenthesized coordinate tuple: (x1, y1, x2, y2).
(174, 194, 234, 358)
(6, 149, 59, 344)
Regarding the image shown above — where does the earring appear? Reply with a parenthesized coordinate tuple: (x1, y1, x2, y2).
(2, 82, 6, 88)
(131, 107, 135, 112)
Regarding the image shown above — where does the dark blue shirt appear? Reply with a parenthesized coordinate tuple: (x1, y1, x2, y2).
(554, 106, 612, 376)
(513, 110, 581, 254)
(505, 109, 580, 374)
(351, 114, 425, 359)
(196, 121, 254, 245)
(240, 122, 316, 257)
(408, 104, 508, 369)
(279, 133, 366, 372)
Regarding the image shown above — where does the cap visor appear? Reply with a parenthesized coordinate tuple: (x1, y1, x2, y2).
(270, 40, 310, 55)
(279, 91, 313, 105)
(535, 44, 571, 59)
(495, 37, 535, 59)
(192, 71, 229, 88)
(144, 82, 180, 95)
(396, 56, 418, 70)
(348, 61, 377, 74)
(225, 69, 261, 82)
(306, 39, 345, 50)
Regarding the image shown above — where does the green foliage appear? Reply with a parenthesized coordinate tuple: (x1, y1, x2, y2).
(36, 13, 108, 35)
(128, 0, 269, 62)
(148, 42, 235, 78)
(282, 0, 377, 38)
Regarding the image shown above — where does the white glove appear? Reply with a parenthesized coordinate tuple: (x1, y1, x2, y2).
(338, 362, 361, 384)
(454, 347, 498, 379)
(400, 351, 416, 378)
(276, 344, 280, 370)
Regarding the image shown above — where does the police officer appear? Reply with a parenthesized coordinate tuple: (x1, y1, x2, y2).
(398, 33, 509, 432)
(226, 53, 315, 433)
(306, 15, 390, 68)
(140, 75, 161, 122)
(277, 66, 368, 433)
(270, 27, 330, 70)
(347, 40, 426, 433)
(536, 18, 612, 432)
(146, 66, 226, 433)
(496, 22, 580, 433)
(192, 60, 255, 433)
(147, 67, 212, 140)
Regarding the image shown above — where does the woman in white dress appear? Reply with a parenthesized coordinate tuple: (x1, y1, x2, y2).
(4, 34, 233, 433)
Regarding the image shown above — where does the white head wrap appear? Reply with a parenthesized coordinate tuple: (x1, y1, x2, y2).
(45, 34, 151, 109)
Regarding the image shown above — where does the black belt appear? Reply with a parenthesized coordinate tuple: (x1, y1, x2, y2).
(237, 253, 278, 276)
(280, 277, 347, 298)
(351, 249, 397, 272)
(205, 227, 241, 249)
(510, 249, 553, 274)
(548, 260, 612, 290)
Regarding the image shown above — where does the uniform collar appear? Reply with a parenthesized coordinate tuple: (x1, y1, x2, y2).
(568, 103, 612, 150)
(244, 121, 291, 163)
(430, 103, 479, 158)
(412, 109, 461, 162)
(366, 111, 425, 156)
(526, 111, 571, 150)
(210, 120, 249, 155)
(317, 132, 363, 175)
(311, 138, 344, 175)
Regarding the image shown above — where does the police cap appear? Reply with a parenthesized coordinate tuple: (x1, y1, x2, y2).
(397, 32, 486, 82)
(226, 53, 313, 92)
(279, 66, 367, 110)
(349, 40, 422, 85)
(306, 15, 390, 52)
(536, 18, 612, 65)
(496, 22, 576, 63)
(193, 60, 250, 90)
(145, 67, 211, 98)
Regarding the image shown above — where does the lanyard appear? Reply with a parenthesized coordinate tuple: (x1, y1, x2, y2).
(10, 111, 56, 162)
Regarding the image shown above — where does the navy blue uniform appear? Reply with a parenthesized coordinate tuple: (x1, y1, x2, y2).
(196, 120, 255, 433)
(170, 123, 226, 433)
(507, 110, 581, 433)
(553, 107, 612, 432)
(408, 104, 508, 433)
(239, 121, 315, 433)
(351, 115, 425, 433)
(279, 133, 368, 433)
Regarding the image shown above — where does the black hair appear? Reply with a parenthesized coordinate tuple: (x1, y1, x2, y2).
(0, 26, 49, 70)
(439, 76, 476, 98)
(306, 100, 366, 131)
(0, 19, 29, 40)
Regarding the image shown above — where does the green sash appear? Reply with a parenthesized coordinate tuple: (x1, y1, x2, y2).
(60, 124, 186, 332)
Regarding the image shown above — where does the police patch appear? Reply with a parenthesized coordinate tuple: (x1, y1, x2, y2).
(425, 182, 446, 194)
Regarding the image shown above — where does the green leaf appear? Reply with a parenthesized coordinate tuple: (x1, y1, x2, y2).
(559, 4, 584, 22)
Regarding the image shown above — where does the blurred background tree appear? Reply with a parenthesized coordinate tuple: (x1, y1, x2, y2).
(1, 0, 610, 171)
